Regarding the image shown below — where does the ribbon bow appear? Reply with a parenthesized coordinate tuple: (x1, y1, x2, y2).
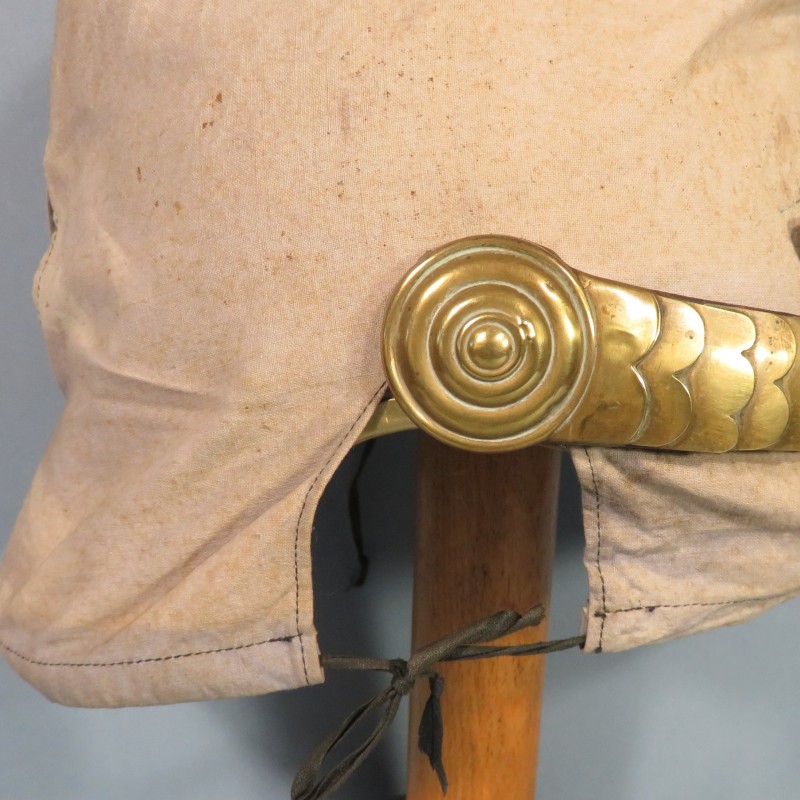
(291, 606, 584, 800)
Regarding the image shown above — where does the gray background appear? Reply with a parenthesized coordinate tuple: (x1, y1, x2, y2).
(1, 3, 799, 798)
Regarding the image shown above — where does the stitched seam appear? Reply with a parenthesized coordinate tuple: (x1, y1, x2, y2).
(583, 448, 606, 652)
(0, 634, 297, 669)
(0, 383, 388, 674)
(293, 381, 389, 684)
(601, 591, 800, 615)
(34, 227, 58, 311)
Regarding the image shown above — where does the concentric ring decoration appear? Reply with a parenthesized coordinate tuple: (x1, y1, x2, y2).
(382, 236, 597, 452)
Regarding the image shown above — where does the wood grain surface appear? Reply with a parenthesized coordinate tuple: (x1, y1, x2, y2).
(407, 434, 561, 800)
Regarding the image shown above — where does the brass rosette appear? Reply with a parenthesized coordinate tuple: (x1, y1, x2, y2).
(382, 236, 597, 451)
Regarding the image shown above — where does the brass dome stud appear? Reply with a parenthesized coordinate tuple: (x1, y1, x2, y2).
(458, 318, 521, 380)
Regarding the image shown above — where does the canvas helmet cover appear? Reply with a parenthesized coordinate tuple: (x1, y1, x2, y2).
(1, 0, 800, 708)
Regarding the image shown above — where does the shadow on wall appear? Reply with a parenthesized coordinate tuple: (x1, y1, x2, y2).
(226, 433, 595, 799)
(213, 432, 418, 799)
(0, 56, 62, 531)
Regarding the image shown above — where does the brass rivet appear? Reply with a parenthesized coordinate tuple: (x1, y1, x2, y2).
(458, 318, 521, 380)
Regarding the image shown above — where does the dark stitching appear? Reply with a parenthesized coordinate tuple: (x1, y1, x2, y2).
(0, 382, 388, 675)
(293, 381, 389, 684)
(0, 634, 297, 669)
(34, 227, 58, 311)
(583, 447, 606, 652)
(604, 592, 798, 615)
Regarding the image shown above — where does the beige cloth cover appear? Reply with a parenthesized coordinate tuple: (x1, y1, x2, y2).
(1, 0, 799, 707)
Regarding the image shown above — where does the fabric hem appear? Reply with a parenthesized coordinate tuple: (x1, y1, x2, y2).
(0, 631, 310, 708)
(0, 381, 388, 706)
(291, 380, 389, 686)
(0, 633, 300, 670)
(571, 446, 800, 655)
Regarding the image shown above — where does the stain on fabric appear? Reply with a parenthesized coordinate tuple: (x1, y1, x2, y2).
(339, 94, 351, 137)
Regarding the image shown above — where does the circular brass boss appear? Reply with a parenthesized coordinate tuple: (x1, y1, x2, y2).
(382, 235, 597, 451)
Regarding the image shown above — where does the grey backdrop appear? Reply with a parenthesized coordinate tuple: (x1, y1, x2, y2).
(1, 4, 798, 799)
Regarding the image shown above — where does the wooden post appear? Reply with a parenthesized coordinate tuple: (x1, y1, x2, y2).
(407, 434, 561, 800)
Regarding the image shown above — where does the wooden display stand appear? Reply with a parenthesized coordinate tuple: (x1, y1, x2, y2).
(407, 434, 561, 799)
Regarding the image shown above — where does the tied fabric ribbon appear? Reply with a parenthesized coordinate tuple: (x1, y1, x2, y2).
(291, 606, 585, 800)
(346, 437, 375, 589)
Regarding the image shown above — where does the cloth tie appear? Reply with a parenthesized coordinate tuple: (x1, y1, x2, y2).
(291, 605, 585, 800)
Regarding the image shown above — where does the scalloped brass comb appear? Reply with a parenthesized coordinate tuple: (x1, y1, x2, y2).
(359, 235, 800, 453)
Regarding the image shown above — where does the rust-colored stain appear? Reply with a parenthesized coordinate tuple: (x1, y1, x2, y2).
(202, 120, 215, 129)
(215, 92, 223, 103)
(154, 200, 160, 208)
(174, 201, 183, 214)
(136, 166, 142, 182)
(339, 94, 351, 136)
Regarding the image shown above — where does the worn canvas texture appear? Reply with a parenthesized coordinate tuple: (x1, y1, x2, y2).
(1, 0, 799, 707)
